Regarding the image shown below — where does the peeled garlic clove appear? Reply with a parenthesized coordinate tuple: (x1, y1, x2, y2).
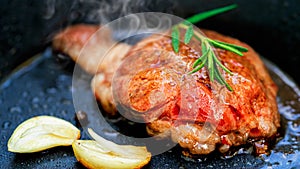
(72, 129, 151, 169)
(87, 128, 148, 157)
(72, 140, 151, 169)
(8, 115, 80, 153)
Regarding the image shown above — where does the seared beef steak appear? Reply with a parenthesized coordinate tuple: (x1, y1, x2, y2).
(113, 29, 280, 155)
(53, 25, 280, 155)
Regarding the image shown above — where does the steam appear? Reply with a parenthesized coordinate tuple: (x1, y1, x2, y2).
(88, 0, 175, 23)
(68, 0, 176, 24)
(43, 0, 56, 19)
(108, 12, 176, 43)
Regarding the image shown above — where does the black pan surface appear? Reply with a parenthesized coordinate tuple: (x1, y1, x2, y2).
(0, 47, 299, 168)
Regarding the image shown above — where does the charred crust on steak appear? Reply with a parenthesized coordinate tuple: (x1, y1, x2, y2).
(52, 24, 281, 156)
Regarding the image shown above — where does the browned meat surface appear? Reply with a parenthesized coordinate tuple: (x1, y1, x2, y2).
(53, 24, 130, 74)
(52, 24, 130, 115)
(52, 24, 280, 155)
(114, 30, 280, 155)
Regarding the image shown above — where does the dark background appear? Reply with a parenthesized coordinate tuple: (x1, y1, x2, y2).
(0, 0, 300, 168)
(0, 0, 299, 84)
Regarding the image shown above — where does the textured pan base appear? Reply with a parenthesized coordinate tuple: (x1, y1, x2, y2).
(0, 49, 299, 168)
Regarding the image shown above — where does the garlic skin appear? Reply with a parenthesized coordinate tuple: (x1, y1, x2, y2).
(72, 129, 151, 169)
(8, 116, 80, 153)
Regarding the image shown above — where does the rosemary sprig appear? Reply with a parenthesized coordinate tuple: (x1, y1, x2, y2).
(171, 4, 248, 91)
(185, 4, 238, 24)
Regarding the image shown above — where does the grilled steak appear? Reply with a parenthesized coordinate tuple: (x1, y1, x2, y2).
(113, 29, 280, 155)
(53, 24, 280, 155)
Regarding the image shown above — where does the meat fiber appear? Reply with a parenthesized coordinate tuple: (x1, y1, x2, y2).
(53, 24, 280, 155)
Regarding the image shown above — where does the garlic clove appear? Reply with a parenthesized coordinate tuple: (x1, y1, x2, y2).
(8, 115, 80, 153)
(72, 129, 151, 169)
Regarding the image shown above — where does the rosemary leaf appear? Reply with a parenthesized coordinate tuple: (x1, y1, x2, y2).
(213, 40, 248, 52)
(192, 40, 208, 67)
(189, 58, 207, 74)
(215, 71, 226, 86)
(172, 26, 180, 53)
(208, 39, 244, 56)
(186, 4, 237, 24)
(215, 67, 233, 91)
(201, 40, 207, 54)
(192, 50, 208, 69)
(184, 24, 194, 44)
(208, 52, 215, 81)
(212, 54, 233, 75)
(193, 49, 209, 68)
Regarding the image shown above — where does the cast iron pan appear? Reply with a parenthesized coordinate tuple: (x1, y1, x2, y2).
(1, 0, 300, 168)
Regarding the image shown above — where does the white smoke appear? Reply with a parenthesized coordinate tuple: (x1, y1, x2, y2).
(69, 0, 176, 24)
(43, 0, 56, 19)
